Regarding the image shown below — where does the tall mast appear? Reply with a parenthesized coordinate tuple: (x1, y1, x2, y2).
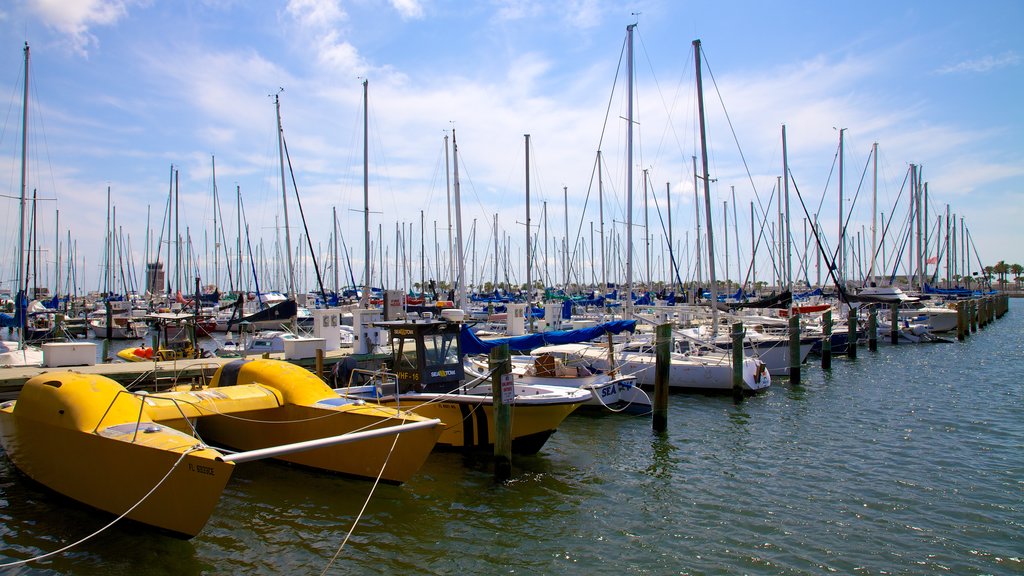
(564, 185, 570, 289)
(452, 129, 466, 309)
(16, 43, 29, 342)
(732, 186, 741, 291)
(175, 171, 180, 295)
(625, 24, 635, 319)
(236, 184, 242, 293)
(782, 124, 792, 293)
(667, 181, 676, 291)
(838, 128, 846, 284)
(445, 134, 453, 287)
(692, 156, 702, 290)
(693, 38, 719, 332)
(493, 213, 499, 289)
(525, 134, 532, 324)
(643, 169, 650, 287)
(274, 93, 296, 300)
(598, 151, 607, 291)
(212, 155, 219, 290)
(420, 210, 425, 296)
(361, 79, 370, 307)
(869, 142, 878, 284)
(723, 199, 729, 290)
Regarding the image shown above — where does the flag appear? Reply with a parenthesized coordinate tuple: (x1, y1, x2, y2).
(925, 256, 939, 265)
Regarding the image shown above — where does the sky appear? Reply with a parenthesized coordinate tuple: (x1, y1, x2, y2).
(0, 0, 1021, 296)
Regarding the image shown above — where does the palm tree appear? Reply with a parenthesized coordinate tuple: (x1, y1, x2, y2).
(993, 260, 1010, 288)
(1010, 263, 1023, 288)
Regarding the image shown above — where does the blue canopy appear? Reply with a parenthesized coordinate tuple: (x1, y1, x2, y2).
(459, 319, 637, 355)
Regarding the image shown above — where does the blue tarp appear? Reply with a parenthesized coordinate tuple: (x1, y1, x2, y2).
(794, 288, 823, 300)
(923, 284, 984, 297)
(459, 319, 637, 355)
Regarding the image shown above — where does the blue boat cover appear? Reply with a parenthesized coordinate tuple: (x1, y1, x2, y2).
(460, 319, 637, 355)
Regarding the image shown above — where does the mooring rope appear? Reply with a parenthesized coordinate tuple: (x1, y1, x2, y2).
(318, 425, 402, 575)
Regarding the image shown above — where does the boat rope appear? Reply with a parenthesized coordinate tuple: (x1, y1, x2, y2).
(319, 427, 402, 575)
(0, 444, 203, 568)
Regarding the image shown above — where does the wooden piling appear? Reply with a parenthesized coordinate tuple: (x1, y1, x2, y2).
(970, 300, 978, 333)
(868, 306, 878, 352)
(821, 309, 832, 370)
(890, 303, 899, 345)
(847, 308, 858, 359)
(731, 322, 745, 402)
(315, 348, 324, 380)
(490, 343, 512, 481)
(954, 302, 963, 341)
(653, 323, 671, 433)
(788, 314, 801, 384)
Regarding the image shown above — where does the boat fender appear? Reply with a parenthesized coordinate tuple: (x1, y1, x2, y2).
(754, 362, 768, 385)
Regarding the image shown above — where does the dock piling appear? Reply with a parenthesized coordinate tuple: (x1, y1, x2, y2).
(847, 308, 858, 359)
(821, 309, 832, 370)
(868, 306, 878, 352)
(490, 343, 512, 481)
(731, 322, 745, 402)
(788, 314, 801, 384)
(653, 323, 671, 433)
(890, 303, 899, 345)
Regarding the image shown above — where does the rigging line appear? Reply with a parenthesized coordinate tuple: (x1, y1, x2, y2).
(595, 34, 629, 154)
(874, 167, 910, 282)
(319, 431, 400, 574)
(646, 176, 684, 288)
(699, 45, 767, 218)
(788, 174, 848, 302)
(280, 133, 327, 299)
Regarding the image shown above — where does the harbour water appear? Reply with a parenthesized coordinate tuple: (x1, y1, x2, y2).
(1, 302, 1021, 574)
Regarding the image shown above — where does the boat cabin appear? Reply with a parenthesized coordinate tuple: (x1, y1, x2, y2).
(376, 319, 464, 392)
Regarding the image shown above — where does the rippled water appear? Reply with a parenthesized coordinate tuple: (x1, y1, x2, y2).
(2, 302, 1022, 574)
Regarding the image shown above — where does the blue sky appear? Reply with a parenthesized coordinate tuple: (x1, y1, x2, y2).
(1, 0, 1021, 295)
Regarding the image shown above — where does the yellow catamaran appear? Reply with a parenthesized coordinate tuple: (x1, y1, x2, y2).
(0, 359, 441, 538)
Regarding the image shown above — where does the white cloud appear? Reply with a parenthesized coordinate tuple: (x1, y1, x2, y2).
(285, 0, 369, 75)
(936, 51, 1021, 74)
(390, 0, 424, 20)
(565, 0, 602, 29)
(28, 0, 132, 56)
(285, 0, 346, 28)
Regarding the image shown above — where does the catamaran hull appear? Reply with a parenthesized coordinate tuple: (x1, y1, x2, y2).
(0, 373, 232, 538)
(146, 359, 442, 484)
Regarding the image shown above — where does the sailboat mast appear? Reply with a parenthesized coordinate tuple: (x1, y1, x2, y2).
(838, 128, 845, 284)
(445, 135, 453, 289)
(783, 124, 792, 293)
(525, 133, 533, 324)
(361, 80, 370, 307)
(274, 94, 296, 301)
(625, 24, 635, 320)
(17, 43, 29, 341)
(870, 142, 878, 284)
(564, 186, 569, 289)
(693, 38, 719, 332)
(212, 155, 219, 290)
(452, 129, 466, 309)
(598, 151, 607, 291)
